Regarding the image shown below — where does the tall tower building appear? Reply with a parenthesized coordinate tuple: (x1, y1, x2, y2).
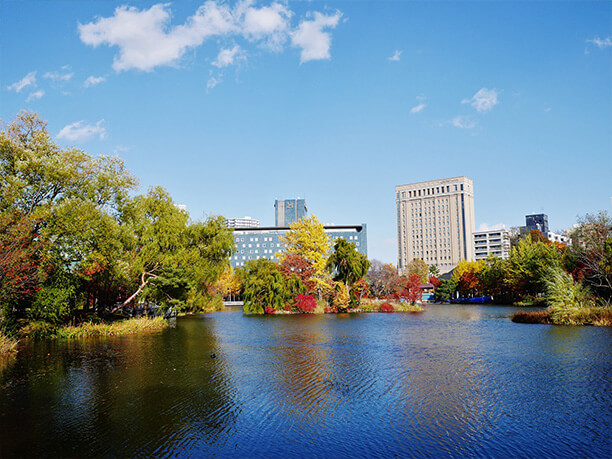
(275, 199, 307, 227)
(395, 177, 475, 275)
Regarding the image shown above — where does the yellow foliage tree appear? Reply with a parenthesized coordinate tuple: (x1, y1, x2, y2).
(451, 259, 485, 284)
(278, 215, 332, 297)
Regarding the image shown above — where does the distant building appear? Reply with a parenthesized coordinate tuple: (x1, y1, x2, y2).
(525, 214, 549, 234)
(520, 214, 570, 245)
(546, 231, 570, 245)
(230, 224, 367, 268)
(275, 199, 307, 227)
(473, 229, 511, 260)
(396, 176, 475, 275)
(226, 217, 260, 228)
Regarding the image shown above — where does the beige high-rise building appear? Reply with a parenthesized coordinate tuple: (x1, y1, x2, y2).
(396, 177, 475, 275)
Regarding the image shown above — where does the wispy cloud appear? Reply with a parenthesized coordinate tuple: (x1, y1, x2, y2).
(450, 116, 477, 129)
(586, 36, 612, 49)
(291, 11, 342, 64)
(43, 65, 74, 83)
(57, 120, 106, 142)
(78, 1, 342, 72)
(388, 50, 402, 62)
(83, 75, 106, 87)
(212, 45, 244, 68)
(26, 90, 45, 102)
(207, 76, 221, 91)
(462, 88, 499, 113)
(410, 103, 426, 114)
(7, 71, 37, 92)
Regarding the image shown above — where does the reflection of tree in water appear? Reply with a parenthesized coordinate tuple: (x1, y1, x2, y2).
(271, 315, 379, 426)
(0, 317, 238, 457)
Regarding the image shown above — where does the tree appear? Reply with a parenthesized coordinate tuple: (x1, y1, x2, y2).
(451, 259, 484, 285)
(435, 279, 456, 302)
(401, 274, 423, 305)
(457, 271, 480, 297)
(569, 211, 612, 298)
(242, 259, 293, 314)
(278, 215, 331, 297)
(429, 265, 440, 277)
(280, 254, 315, 293)
(507, 235, 561, 297)
(0, 212, 44, 316)
(326, 238, 370, 306)
(366, 260, 403, 298)
(478, 256, 509, 299)
(405, 259, 428, 283)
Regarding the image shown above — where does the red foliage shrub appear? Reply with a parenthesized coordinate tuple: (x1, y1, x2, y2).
(295, 294, 316, 313)
(264, 306, 276, 315)
(324, 306, 337, 314)
(379, 302, 394, 313)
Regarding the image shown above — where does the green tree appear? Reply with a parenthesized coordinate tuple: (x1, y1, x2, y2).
(429, 264, 440, 277)
(435, 279, 456, 301)
(507, 235, 561, 297)
(478, 256, 510, 299)
(242, 259, 293, 314)
(327, 238, 370, 306)
(405, 259, 428, 283)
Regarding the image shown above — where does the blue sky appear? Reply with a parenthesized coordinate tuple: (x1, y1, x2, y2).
(2, 0, 611, 264)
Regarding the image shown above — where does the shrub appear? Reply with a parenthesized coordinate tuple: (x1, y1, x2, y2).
(264, 306, 276, 315)
(379, 302, 394, 313)
(295, 294, 316, 313)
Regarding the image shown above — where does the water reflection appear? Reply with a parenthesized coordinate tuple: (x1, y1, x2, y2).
(0, 306, 610, 458)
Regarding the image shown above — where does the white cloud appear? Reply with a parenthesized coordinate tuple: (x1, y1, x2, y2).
(450, 116, 477, 129)
(462, 88, 499, 113)
(477, 222, 507, 232)
(587, 36, 612, 49)
(410, 103, 426, 114)
(78, 2, 236, 72)
(26, 90, 45, 102)
(7, 71, 37, 92)
(83, 75, 106, 87)
(238, 1, 291, 50)
(79, 2, 344, 72)
(212, 45, 244, 68)
(43, 66, 74, 82)
(290, 11, 342, 63)
(57, 120, 106, 142)
(388, 50, 402, 62)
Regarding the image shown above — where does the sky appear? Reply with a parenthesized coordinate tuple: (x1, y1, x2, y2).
(1, 0, 611, 264)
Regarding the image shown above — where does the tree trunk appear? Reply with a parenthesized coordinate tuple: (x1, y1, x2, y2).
(111, 270, 158, 313)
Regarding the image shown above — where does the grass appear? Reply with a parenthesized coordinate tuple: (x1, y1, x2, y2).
(512, 306, 612, 326)
(56, 317, 168, 339)
(0, 332, 18, 355)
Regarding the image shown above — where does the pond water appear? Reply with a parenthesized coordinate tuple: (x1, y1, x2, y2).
(1, 305, 611, 458)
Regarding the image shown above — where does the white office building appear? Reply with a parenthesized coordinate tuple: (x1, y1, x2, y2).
(473, 229, 511, 260)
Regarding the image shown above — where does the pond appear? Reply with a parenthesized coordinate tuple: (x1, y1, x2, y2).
(1, 305, 611, 458)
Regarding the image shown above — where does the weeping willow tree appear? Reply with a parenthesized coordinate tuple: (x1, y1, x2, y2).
(241, 259, 303, 314)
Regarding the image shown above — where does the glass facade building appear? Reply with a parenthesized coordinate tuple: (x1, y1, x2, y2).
(230, 224, 367, 268)
(275, 199, 307, 227)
